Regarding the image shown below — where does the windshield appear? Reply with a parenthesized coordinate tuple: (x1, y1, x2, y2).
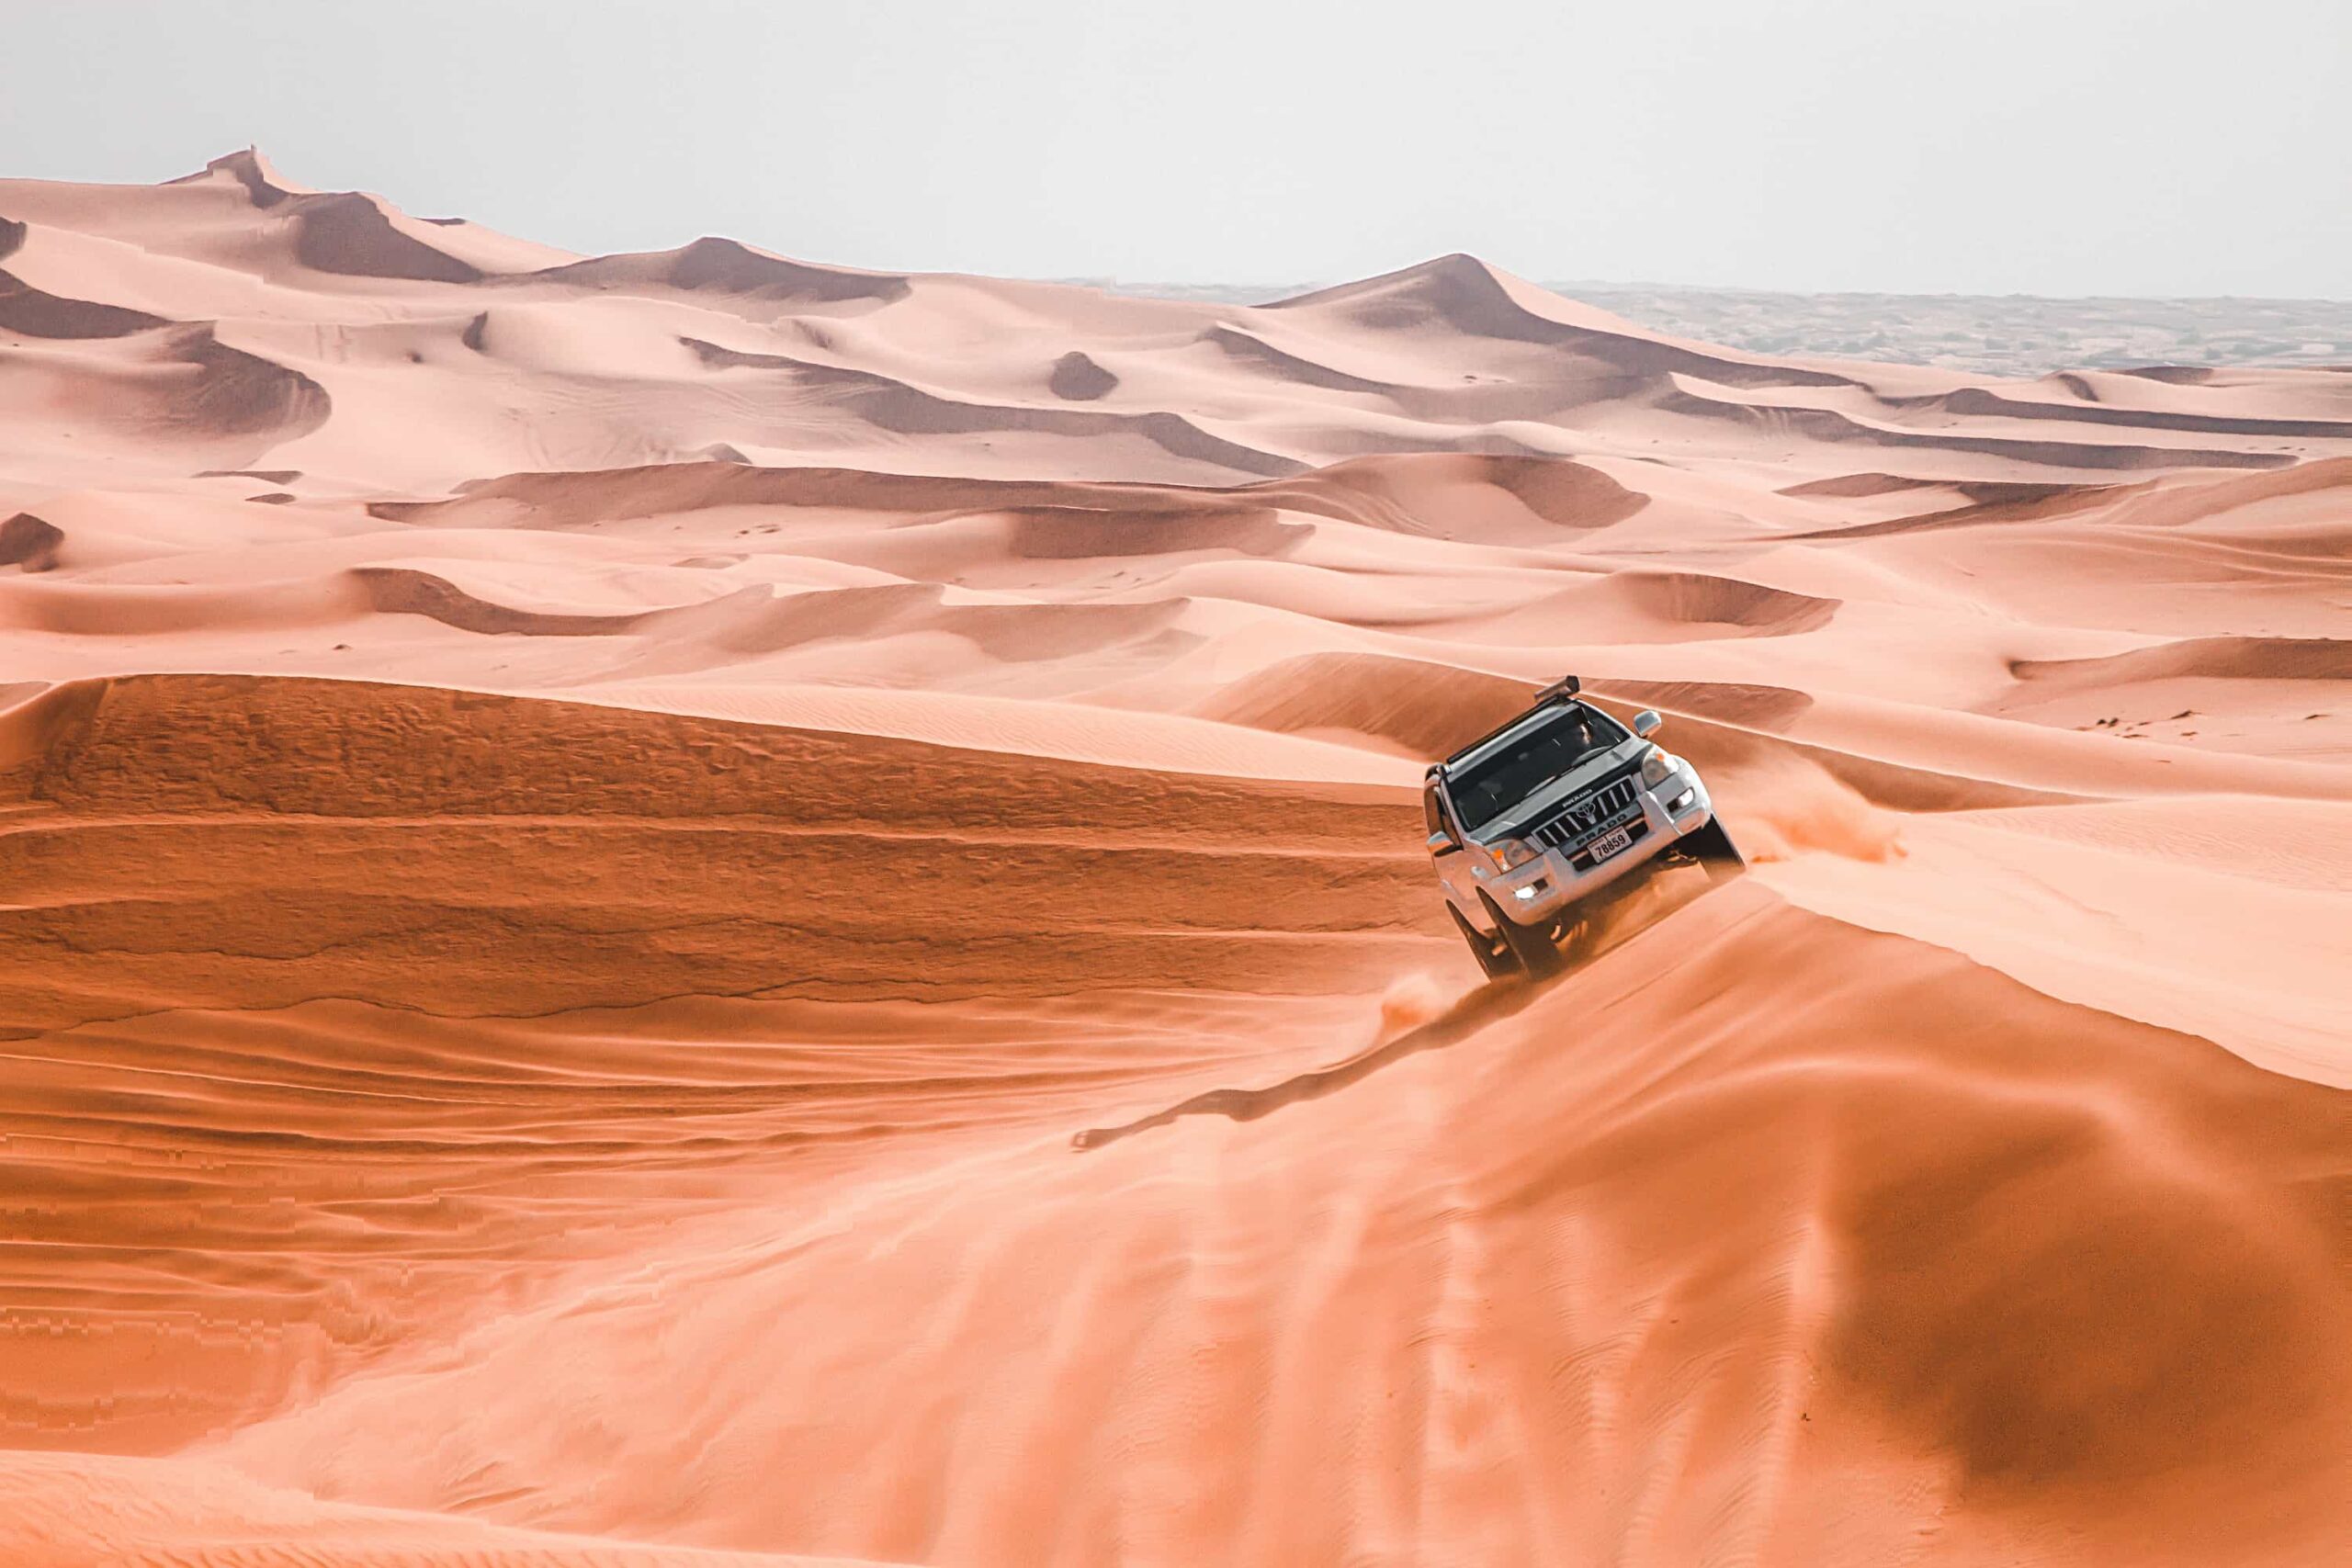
(1446, 704, 1627, 834)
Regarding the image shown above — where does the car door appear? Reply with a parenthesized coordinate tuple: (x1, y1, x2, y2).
(1424, 779, 1487, 929)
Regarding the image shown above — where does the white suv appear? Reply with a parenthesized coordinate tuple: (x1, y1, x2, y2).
(1424, 677, 1743, 977)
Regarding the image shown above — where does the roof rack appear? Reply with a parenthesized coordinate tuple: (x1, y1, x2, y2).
(1437, 675, 1583, 769)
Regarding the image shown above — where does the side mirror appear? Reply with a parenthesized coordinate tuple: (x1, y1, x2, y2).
(1425, 829, 1457, 856)
(1633, 709, 1663, 739)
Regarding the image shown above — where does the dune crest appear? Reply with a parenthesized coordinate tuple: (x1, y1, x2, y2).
(539, 235, 913, 307)
(170, 146, 315, 208)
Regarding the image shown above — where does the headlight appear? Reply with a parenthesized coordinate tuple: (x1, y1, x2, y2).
(1486, 839, 1539, 871)
(1640, 747, 1680, 787)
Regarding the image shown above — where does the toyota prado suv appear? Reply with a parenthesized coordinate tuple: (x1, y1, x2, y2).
(1424, 677, 1742, 978)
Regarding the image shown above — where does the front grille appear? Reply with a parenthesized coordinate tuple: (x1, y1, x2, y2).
(1527, 769, 1643, 852)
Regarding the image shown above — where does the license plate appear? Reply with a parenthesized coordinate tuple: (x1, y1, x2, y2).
(1586, 826, 1634, 862)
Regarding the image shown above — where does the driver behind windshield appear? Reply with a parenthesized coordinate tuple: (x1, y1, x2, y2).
(1449, 705, 1625, 833)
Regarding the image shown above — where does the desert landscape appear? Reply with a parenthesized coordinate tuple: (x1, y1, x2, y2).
(2, 150, 2348, 1567)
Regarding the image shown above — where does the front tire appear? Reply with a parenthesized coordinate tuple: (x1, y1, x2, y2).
(1480, 890, 1566, 978)
(1449, 902, 1521, 980)
(1680, 816, 1747, 883)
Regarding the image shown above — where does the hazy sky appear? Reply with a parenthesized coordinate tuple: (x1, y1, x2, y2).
(4, 1, 2346, 297)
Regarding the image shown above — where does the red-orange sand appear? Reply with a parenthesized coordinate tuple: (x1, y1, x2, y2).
(2, 152, 2348, 1566)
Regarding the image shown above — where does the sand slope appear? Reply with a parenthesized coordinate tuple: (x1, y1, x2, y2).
(1, 156, 2347, 1566)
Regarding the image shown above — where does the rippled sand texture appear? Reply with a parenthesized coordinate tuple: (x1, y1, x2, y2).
(2, 152, 2348, 1567)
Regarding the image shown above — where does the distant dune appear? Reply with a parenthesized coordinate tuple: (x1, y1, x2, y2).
(1092, 276, 2352, 378)
(2, 152, 2347, 1568)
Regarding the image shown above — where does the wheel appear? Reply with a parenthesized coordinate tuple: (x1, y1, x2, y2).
(1449, 902, 1521, 980)
(1680, 816, 1747, 883)
(1480, 890, 1566, 978)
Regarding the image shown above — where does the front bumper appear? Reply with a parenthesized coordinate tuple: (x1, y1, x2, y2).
(1477, 767, 1715, 925)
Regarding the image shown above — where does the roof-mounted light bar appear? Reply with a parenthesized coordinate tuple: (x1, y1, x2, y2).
(1436, 676, 1588, 770)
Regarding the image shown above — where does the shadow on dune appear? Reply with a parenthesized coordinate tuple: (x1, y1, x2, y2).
(368, 452, 1649, 559)
(0, 512, 62, 572)
(0, 272, 172, 339)
(2010, 634, 2352, 687)
(0, 274, 329, 440)
(1661, 385, 2298, 472)
(1077, 871, 1722, 1150)
(1906, 384, 2352, 441)
(679, 336, 1307, 479)
(1071, 976, 1544, 1150)
(534, 235, 912, 307)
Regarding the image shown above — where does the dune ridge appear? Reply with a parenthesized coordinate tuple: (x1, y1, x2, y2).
(1, 153, 2347, 1567)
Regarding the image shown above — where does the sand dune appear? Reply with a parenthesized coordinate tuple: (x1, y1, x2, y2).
(540, 236, 914, 308)
(1, 155, 2347, 1566)
(2010, 633, 2351, 686)
(200, 886, 2352, 1568)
